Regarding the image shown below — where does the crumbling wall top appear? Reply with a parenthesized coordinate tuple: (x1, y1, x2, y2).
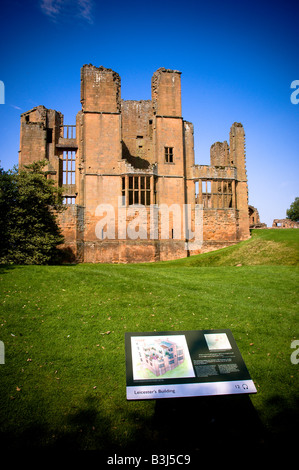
(151, 67, 182, 116)
(81, 64, 121, 113)
(152, 67, 182, 76)
(82, 64, 120, 78)
(20, 105, 63, 126)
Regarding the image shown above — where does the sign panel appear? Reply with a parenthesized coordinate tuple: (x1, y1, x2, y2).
(125, 329, 257, 400)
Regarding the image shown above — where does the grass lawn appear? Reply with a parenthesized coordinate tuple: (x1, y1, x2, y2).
(0, 229, 298, 456)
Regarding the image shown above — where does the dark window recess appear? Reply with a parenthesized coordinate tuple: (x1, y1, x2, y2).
(122, 177, 126, 205)
(129, 191, 134, 205)
(165, 147, 174, 163)
(47, 128, 53, 144)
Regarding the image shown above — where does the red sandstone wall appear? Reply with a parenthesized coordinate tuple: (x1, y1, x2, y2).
(202, 209, 239, 242)
(57, 205, 84, 262)
(152, 68, 182, 117)
(81, 65, 121, 113)
(121, 100, 153, 165)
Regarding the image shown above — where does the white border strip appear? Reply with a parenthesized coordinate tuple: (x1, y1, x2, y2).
(127, 380, 257, 400)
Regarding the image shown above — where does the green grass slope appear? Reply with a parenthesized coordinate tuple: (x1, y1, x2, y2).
(157, 229, 299, 267)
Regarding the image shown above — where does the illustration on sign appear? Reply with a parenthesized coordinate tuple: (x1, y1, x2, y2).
(125, 329, 257, 400)
(131, 335, 195, 380)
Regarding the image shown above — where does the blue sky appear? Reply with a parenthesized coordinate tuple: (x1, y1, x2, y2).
(0, 0, 298, 226)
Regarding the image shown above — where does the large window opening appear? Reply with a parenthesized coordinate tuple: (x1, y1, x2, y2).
(122, 175, 153, 206)
(63, 151, 76, 185)
(201, 179, 234, 209)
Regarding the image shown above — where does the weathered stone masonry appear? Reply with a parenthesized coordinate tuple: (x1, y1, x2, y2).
(19, 65, 250, 263)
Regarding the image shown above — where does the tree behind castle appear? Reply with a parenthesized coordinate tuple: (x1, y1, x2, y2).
(286, 197, 299, 222)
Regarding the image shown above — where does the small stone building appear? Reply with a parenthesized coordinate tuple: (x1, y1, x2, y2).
(272, 219, 299, 228)
(19, 65, 250, 263)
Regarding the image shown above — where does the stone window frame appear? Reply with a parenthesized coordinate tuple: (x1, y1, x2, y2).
(122, 175, 152, 206)
(164, 146, 174, 164)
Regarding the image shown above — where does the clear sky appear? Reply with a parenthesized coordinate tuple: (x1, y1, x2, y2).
(0, 0, 298, 226)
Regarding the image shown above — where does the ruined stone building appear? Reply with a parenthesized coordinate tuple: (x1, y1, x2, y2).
(272, 219, 299, 229)
(19, 64, 250, 263)
(249, 205, 266, 229)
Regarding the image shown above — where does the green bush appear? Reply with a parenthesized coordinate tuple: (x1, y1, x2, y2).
(0, 161, 64, 265)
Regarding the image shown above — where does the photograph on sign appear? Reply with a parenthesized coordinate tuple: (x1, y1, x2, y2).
(125, 329, 257, 400)
(204, 333, 232, 351)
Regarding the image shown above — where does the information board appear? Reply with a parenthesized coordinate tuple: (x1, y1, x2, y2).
(125, 329, 257, 400)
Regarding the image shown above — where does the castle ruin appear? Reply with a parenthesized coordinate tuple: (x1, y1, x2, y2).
(19, 65, 250, 263)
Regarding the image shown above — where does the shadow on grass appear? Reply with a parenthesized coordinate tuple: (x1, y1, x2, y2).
(0, 395, 119, 453)
(152, 395, 265, 453)
(262, 394, 299, 450)
(0, 264, 20, 275)
(0, 394, 296, 458)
